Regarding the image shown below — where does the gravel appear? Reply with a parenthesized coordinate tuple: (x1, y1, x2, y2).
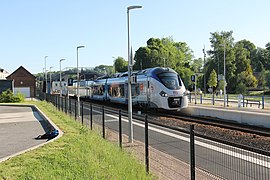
(152, 116, 270, 152)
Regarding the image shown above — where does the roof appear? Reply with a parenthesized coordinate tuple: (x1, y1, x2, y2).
(0, 68, 9, 73)
(6, 66, 36, 79)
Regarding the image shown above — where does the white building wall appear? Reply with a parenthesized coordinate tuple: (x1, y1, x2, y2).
(0, 68, 10, 79)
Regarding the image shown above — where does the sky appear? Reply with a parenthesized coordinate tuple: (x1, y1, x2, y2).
(0, 1, 269, 74)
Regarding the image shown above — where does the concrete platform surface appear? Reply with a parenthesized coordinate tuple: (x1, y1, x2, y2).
(0, 105, 49, 161)
(182, 104, 270, 128)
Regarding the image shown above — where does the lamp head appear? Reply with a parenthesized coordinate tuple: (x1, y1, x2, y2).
(77, 46, 85, 49)
(127, 5, 142, 10)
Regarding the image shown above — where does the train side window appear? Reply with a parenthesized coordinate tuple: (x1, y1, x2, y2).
(120, 84, 124, 97)
(108, 86, 112, 96)
(109, 86, 121, 97)
(99, 86, 104, 95)
(93, 86, 98, 95)
(131, 84, 140, 97)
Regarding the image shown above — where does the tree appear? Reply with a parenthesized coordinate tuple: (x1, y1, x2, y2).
(234, 41, 251, 74)
(133, 37, 194, 87)
(265, 70, 270, 88)
(207, 69, 217, 94)
(113, 57, 128, 73)
(134, 37, 193, 70)
(207, 31, 236, 92)
(94, 65, 114, 75)
(235, 82, 247, 95)
(236, 67, 258, 88)
(190, 58, 203, 73)
(258, 68, 267, 89)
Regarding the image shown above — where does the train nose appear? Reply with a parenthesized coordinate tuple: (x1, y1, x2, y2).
(168, 97, 182, 108)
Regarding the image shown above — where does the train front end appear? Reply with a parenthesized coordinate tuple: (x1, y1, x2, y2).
(150, 68, 189, 110)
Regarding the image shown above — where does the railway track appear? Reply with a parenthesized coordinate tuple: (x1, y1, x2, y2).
(148, 110, 270, 137)
(81, 98, 270, 137)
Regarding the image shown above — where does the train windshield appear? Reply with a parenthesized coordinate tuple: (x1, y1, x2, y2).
(157, 72, 182, 90)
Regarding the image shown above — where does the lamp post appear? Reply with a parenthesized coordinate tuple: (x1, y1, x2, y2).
(202, 47, 206, 96)
(59, 59, 65, 97)
(77, 46, 85, 118)
(220, 43, 226, 107)
(44, 56, 48, 99)
(49, 66, 53, 94)
(127, 5, 142, 143)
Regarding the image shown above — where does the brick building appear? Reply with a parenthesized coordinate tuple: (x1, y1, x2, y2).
(6, 66, 36, 98)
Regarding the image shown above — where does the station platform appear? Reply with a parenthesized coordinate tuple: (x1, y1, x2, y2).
(181, 103, 270, 128)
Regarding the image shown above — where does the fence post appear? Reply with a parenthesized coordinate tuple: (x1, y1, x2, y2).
(90, 103, 93, 130)
(65, 96, 67, 114)
(69, 98, 71, 117)
(200, 94, 202, 104)
(81, 102, 84, 125)
(262, 95, 265, 109)
(190, 124, 195, 180)
(61, 97, 63, 111)
(119, 110, 122, 149)
(55, 95, 58, 109)
(58, 95, 60, 111)
(212, 93, 214, 105)
(55, 95, 56, 108)
(242, 95, 245, 107)
(145, 114, 149, 174)
(75, 100, 77, 120)
(227, 94, 229, 107)
(102, 106, 105, 139)
(189, 93, 191, 103)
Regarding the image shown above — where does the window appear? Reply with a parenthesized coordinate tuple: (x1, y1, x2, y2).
(93, 85, 104, 95)
(131, 84, 140, 97)
(157, 72, 181, 90)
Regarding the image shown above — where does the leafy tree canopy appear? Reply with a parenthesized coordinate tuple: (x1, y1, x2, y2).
(113, 57, 128, 73)
(207, 69, 217, 89)
(134, 37, 193, 71)
(94, 65, 114, 75)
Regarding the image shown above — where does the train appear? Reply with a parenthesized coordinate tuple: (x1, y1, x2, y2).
(64, 67, 189, 111)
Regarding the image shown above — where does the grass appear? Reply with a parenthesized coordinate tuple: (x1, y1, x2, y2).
(0, 101, 152, 179)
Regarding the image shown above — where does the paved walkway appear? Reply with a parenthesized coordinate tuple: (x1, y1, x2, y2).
(0, 105, 48, 161)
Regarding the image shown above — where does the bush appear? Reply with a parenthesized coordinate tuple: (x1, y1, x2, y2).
(264, 90, 270, 95)
(235, 82, 247, 95)
(0, 89, 25, 103)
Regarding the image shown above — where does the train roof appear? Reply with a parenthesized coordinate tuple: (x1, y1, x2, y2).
(94, 67, 178, 82)
(112, 67, 177, 77)
(134, 67, 177, 76)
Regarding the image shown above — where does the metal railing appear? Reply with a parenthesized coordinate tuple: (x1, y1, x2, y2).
(189, 93, 270, 109)
(40, 93, 270, 179)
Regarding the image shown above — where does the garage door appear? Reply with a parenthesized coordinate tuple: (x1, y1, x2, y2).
(14, 87, 30, 98)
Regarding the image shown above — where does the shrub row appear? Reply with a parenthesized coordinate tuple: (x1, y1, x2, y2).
(0, 89, 24, 103)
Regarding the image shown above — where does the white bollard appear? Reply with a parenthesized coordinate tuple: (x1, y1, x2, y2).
(238, 94, 243, 108)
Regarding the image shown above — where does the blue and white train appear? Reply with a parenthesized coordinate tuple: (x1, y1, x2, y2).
(69, 67, 189, 111)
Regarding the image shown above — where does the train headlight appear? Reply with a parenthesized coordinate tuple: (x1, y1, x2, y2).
(183, 90, 190, 96)
(159, 90, 168, 97)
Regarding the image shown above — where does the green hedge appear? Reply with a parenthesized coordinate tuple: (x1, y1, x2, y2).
(0, 89, 24, 103)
